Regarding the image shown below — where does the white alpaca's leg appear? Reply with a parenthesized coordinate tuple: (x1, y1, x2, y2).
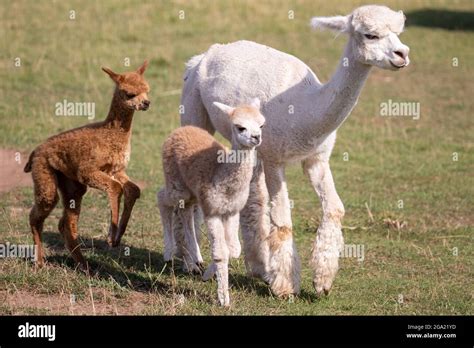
(240, 158, 270, 280)
(302, 155, 345, 296)
(157, 189, 175, 262)
(206, 216, 230, 306)
(264, 164, 301, 296)
(224, 213, 241, 259)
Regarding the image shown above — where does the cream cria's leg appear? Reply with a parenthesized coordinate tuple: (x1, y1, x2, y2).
(205, 216, 230, 306)
(157, 189, 176, 262)
(203, 212, 241, 282)
(224, 213, 241, 259)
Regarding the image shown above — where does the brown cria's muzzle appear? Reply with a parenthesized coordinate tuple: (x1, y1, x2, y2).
(141, 100, 150, 110)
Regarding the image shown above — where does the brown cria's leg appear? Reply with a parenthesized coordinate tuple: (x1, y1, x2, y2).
(113, 172, 140, 247)
(57, 172, 88, 271)
(29, 161, 59, 268)
(77, 170, 123, 247)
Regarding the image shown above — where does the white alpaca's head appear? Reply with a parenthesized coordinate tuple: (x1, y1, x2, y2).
(311, 5, 410, 70)
(213, 98, 265, 148)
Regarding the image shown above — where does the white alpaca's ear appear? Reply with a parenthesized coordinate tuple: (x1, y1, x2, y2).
(213, 102, 235, 116)
(249, 98, 261, 110)
(310, 15, 350, 33)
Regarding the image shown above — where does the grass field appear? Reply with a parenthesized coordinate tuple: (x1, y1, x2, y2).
(0, 0, 473, 315)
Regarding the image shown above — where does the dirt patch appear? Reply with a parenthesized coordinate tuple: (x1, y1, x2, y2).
(0, 149, 32, 193)
(1, 289, 153, 315)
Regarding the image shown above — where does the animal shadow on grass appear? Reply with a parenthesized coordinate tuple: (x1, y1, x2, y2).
(41, 231, 214, 303)
(42, 232, 317, 303)
(406, 9, 474, 31)
(229, 271, 320, 303)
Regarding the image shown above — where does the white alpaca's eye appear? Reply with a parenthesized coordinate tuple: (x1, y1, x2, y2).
(364, 34, 379, 40)
(237, 126, 246, 132)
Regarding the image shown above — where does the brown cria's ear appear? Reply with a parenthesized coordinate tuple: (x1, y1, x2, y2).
(102, 67, 122, 83)
(136, 60, 149, 75)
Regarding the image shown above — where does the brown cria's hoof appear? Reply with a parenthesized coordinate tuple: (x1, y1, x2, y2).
(107, 238, 121, 249)
(34, 260, 45, 271)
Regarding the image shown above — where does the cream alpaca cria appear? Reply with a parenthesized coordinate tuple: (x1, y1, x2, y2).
(180, 5, 410, 296)
(158, 99, 265, 306)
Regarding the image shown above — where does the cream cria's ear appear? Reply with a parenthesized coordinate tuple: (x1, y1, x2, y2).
(310, 15, 350, 33)
(249, 98, 261, 110)
(213, 101, 235, 115)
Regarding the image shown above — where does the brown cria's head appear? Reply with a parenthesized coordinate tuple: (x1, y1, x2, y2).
(102, 60, 151, 111)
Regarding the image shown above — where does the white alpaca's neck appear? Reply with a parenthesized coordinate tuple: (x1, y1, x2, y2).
(312, 38, 372, 136)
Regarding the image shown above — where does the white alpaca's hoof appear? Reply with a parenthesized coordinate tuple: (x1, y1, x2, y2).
(218, 291, 230, 307)
(266, 226, 301, 296)
(311, 220, 344, 297)
(313, 278, 332, 297)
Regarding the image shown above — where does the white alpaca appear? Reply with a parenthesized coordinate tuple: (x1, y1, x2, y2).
(180, 5, 410, 297)
(157, 99, 265, 306)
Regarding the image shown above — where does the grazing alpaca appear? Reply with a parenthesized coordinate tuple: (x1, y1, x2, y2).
(158, 99, 265, 306)
(24, 61, 151, 270)
(180, 5, 410, 296)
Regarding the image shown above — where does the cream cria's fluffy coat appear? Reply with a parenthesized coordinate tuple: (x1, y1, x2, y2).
(158, 103, 265, 306)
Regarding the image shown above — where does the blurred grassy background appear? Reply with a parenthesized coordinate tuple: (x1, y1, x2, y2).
(0, 0, 472, 314)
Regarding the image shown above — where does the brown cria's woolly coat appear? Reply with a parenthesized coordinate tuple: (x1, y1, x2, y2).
(24, 61, 151, 270)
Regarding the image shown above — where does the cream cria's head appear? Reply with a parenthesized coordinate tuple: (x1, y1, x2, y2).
(311, 5, 410, 71)
(213, 98, 265, 148)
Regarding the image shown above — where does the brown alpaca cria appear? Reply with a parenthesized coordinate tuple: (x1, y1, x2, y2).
(24, 61, 151, 271)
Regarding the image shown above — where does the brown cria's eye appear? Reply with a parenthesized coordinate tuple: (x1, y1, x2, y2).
(125, 92, 137, 99)
(364, 34, 379, 40)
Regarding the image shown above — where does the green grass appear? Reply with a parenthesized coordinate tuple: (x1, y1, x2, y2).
(0, 0, 473, 315)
